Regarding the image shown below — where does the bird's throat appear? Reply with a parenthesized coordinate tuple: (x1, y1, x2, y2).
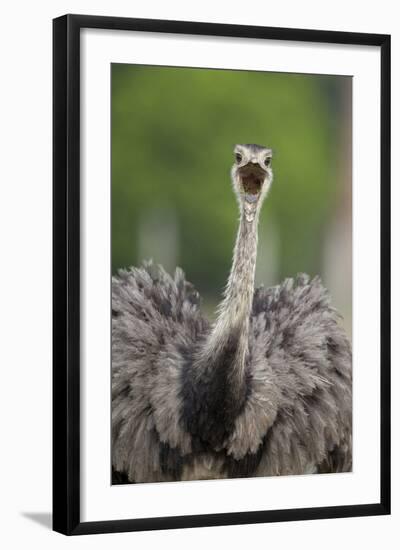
(189, 207, 259, 448)
(202, 211, 259, 374)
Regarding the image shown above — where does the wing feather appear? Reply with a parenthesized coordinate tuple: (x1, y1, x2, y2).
(228, 273, 352, 473)
(112, 262, 209, 482)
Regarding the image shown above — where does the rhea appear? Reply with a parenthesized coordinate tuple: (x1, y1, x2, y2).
(112, 144, 352, 483)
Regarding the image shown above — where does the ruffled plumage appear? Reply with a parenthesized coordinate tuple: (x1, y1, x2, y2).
(112, 263, 351, 483)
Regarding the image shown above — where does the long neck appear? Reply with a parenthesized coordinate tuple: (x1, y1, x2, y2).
(187, 205, 260, 448)
(202, 206, 259, 377)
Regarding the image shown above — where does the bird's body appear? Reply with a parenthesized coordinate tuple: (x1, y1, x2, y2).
(112, 144, 352, 483)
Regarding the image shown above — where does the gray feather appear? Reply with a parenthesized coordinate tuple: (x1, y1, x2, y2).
(112, 144, 351, 483)
(112, 264, 351, 482)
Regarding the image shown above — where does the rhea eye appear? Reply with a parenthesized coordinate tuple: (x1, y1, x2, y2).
(235, 153, 242, 163)
(264, 157, 271, 167)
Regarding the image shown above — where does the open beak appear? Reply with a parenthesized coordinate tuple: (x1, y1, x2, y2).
(238, 162, 266, 203)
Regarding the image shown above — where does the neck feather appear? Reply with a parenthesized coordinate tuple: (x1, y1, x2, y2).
(187, 206, 260, 448)
(202, 207, 259, 372)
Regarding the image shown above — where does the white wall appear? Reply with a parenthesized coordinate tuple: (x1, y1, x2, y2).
(0, 0, 398, 547)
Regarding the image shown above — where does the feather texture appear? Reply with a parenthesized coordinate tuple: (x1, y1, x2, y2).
(112, 143, 351, 483)
(112, 263, 351, 482)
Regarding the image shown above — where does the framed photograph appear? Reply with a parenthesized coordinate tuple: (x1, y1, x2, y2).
(53, 14, 390, 535)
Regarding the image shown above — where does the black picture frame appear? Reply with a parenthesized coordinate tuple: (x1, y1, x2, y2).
(53, 14, 391, 535)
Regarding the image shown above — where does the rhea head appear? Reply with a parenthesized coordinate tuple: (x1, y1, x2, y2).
(231, 143, 273, 222)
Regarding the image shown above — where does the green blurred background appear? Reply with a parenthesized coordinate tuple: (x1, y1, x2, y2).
(112, 64, 352, 333)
